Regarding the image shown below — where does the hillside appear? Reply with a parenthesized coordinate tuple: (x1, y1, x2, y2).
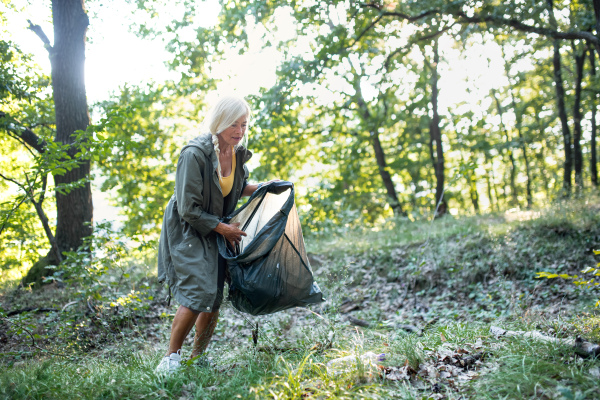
(1, 200, 600, 399)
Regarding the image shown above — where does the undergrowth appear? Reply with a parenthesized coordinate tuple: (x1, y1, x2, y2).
(1, 199, 600, 399)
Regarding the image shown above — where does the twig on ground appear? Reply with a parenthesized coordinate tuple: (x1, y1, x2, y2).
(396, 324, 421, 335)
(61, 301, 78, 312)
(491, 326, 600, 357)
(6, 308, 59, 317)
(1, 317, 73, 359)
(86, 299, 97, 315)
(347, 315, 370, 328)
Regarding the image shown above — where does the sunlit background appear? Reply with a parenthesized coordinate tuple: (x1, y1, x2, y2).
(4, 0, 514, 222)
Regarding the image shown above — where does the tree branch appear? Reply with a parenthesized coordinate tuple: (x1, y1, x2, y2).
(27, 20, 53, 53)
(0, 111, 47, 153)
(38, 174, 48, 205)
(6, 131, 37, 157)
(23, 173, 62, 264)
(384, 24, 456, 71)
(0, 195, 28, 236)
(1, 317, 71, 358)
(0, 172, 26, 190)
(350, 14, 385, 48)
(0, 171, 61, 262)
(360, 3, 441, 22)
(360, 3, 600, 53)
(491, 326, 600, 357)
(455, 11, 600, 53)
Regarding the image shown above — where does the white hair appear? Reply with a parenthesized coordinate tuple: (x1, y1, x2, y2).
(204, 96, 252, 178)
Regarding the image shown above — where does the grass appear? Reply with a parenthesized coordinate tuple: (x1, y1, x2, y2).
(2, 311, 600, 399)
(1, 199, 600, 399)
(473, 333, 600, 399)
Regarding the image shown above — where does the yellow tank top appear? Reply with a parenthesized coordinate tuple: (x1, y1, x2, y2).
(219, 149, 236, 197)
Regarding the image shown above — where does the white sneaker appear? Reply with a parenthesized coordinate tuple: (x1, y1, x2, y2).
(155, 351, 182, 375)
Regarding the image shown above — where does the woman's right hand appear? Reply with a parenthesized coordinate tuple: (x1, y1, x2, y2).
(214, 222, 247, 247)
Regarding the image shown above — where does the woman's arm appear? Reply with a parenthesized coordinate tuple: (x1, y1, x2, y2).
(176, 150, 220, 236)
(241, 180, 281, 197)
(241, 183, 259, 197)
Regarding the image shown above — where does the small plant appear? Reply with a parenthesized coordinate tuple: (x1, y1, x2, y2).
(0, 222, 157, 354)
(536, 250, 600, 307)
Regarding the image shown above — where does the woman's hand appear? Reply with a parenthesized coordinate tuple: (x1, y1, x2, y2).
(214, 222, 247, 247)
(261, 179, 281, 187)
(242, 179, 282, 197)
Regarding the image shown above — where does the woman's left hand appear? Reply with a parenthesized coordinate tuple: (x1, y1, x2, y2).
(260, 179, 281, 188)
(242, 179, 282, 197)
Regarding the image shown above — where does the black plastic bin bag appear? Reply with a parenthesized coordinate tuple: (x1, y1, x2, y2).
(217, 181, 324, 315)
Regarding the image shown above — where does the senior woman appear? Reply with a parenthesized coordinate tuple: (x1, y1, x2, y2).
(155, 96, 268, 374)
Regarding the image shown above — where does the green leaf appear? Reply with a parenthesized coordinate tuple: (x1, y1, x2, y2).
(536, 272, 558, 279)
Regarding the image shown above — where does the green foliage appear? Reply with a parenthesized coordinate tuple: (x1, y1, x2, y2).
(537, 250, 600, 307)
(92, 82, 210, 239)
(54, 222, 153, 311)
(0, 38, 55, 275)
(187, 0, 598, 230)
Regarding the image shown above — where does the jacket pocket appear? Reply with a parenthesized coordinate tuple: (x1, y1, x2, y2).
(170, 232, 217, 298)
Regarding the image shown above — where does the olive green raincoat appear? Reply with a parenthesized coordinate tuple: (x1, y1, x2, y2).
(157, 133, 252, 312)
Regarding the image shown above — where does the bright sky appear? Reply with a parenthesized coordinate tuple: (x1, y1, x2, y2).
(3, 0, 287, 224)
(3, 0, 285, 103)
(5, 0, 508, 109)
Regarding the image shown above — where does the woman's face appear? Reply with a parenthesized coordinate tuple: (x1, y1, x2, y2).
(218, 115, 248, 148)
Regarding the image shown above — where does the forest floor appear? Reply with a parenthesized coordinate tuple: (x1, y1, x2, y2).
(1, 200, 600, 399)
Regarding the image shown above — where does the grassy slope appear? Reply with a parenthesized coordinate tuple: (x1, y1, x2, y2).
(1, 201, 600, 399)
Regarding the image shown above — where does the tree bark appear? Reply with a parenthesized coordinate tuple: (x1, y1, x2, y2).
(427, 39, 446, 217)
(572, 44, 586, 193)
(552, 38, 573, 196)
(534, 110, 552, 198)
(589, 47, 598, 187)
(22, 0, 93, 287)
(547, 0, 573, 196)
(354, 80, 406, 217)
(509, 92, 533, 208)
(463, 153, 479, 213)
(492, 91, 519, 207)
(369, 130, 406, 216)
(484, 153, 496, 212)
(50, 0, 93, 257)
(594, 0, 600, 39)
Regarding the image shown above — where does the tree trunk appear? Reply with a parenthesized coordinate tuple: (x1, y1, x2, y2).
(428, 39, 446, 217)
(492, 90, 519, 207)
(535, 110, 552, 199)
(572, 44, 586, 193)
(484, 153, 496, 212)
(594, 0, 600, 40)
(552, 38, 573, 196)
(510, 93, 533, 208)
(354, 82, 406, 217)
(463, 154, 480, 214)
(22, 0, 92, 287)
(50, 0, 93, 257)
(370, 129, 406, 216)
(547, 0, 573, 196)
(590, 47, 598, 187)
